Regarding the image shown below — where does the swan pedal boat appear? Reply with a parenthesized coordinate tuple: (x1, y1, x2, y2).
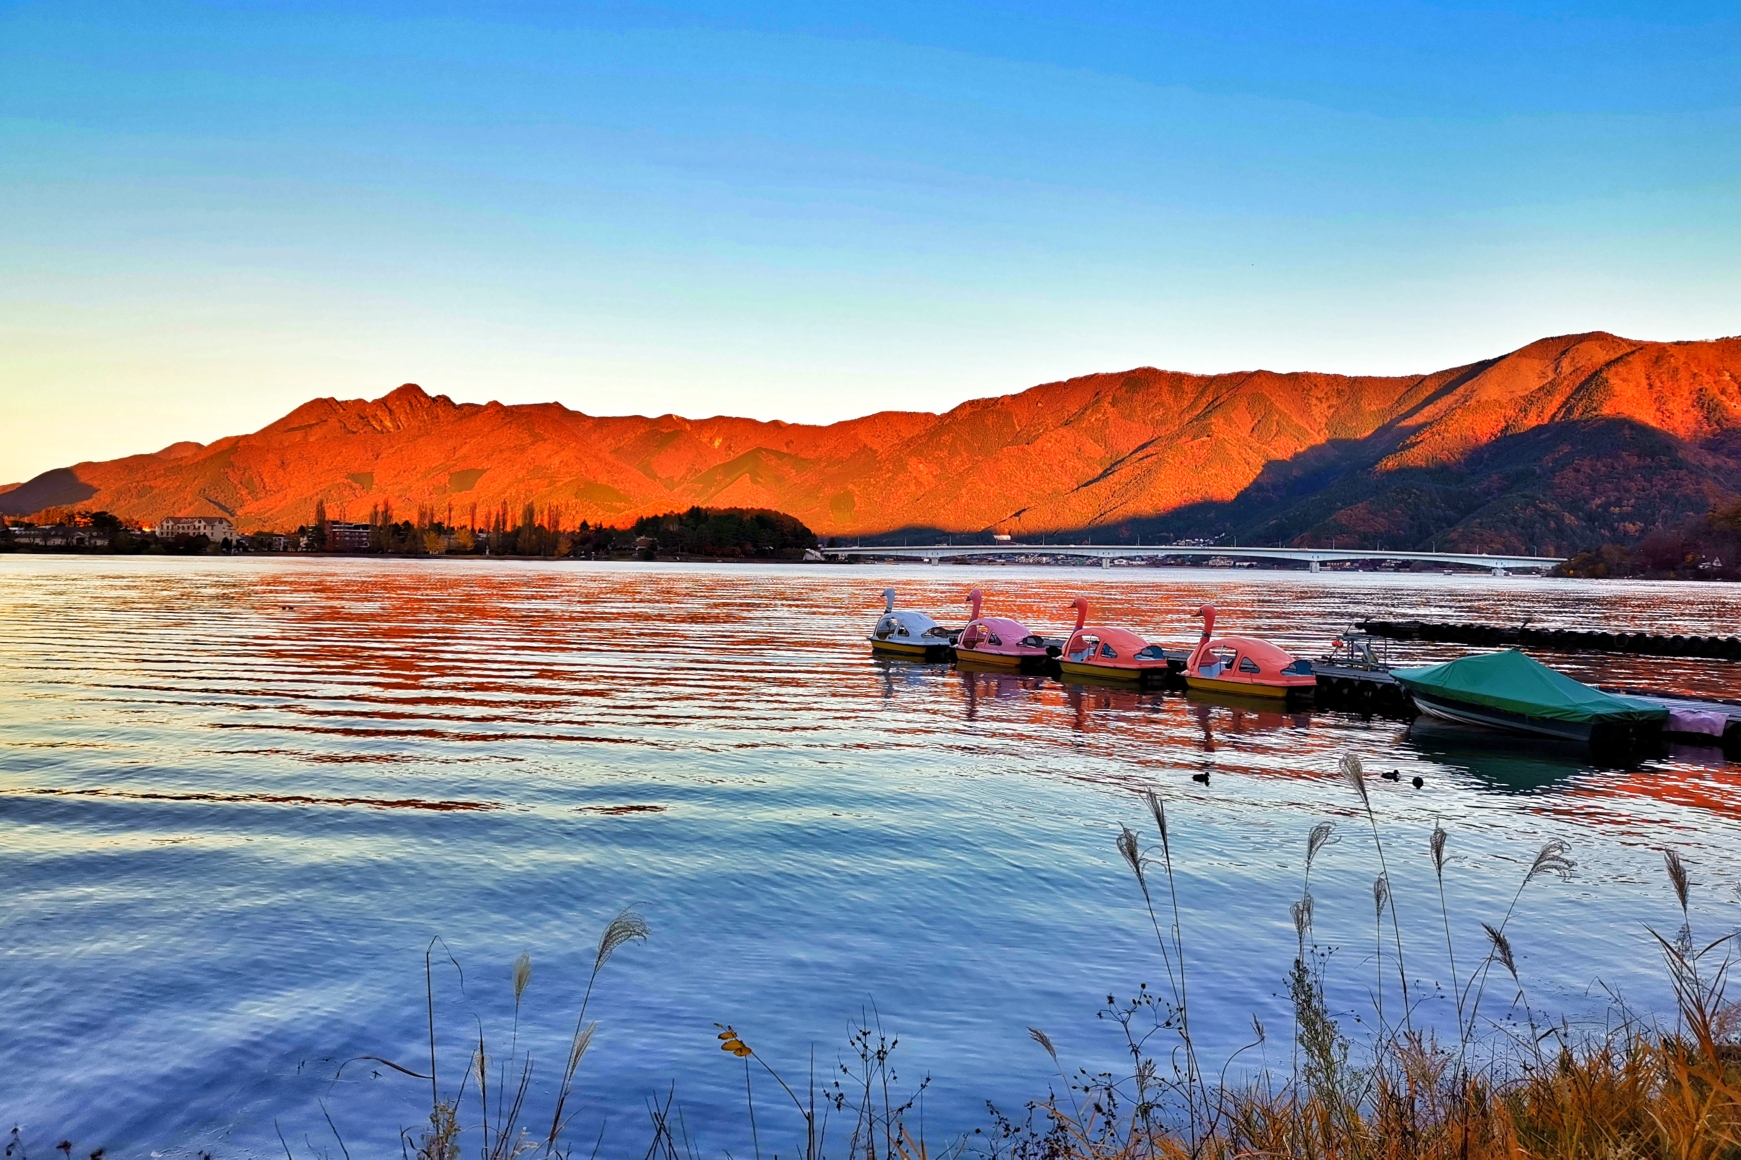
(869, 589, 955, 661)
(1058, 597, 1174, 683)
(954, 588, 1056, 673)
(1183, 604, 1316, 700)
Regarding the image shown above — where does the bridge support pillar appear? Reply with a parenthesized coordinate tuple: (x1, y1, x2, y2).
(1491, 566, 1507, 577)
(1309, 560, 1321, 573)
(1101, 557, 1110, 569)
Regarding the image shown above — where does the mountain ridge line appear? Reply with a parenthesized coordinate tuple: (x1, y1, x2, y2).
(5, 329, 1741, 554)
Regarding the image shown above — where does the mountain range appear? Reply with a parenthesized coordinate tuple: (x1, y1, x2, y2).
(5, 331, 1740, 554)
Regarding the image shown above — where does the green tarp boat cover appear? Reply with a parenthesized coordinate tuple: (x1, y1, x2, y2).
(1391, 649, 1668, 724)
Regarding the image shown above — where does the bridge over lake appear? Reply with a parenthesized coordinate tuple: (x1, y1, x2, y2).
(814, 543, 1564, 575)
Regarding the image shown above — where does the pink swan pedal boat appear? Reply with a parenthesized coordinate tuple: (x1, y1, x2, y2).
(1183, 604, 1316, 700)
(954, 588, 1055, 672)
(1058, 597, 1173, 683)
(869, 588, 954, 661)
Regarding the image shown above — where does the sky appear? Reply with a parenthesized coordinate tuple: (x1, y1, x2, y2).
(3, 1, 1740, 483)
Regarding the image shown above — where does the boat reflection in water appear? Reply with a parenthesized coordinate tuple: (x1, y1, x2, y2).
(957, 667, 1048, 720)
(866, 624, 1728, 819)
(1186, 687, 1311, 751)
(6, 559, 1741, 1154)
(1402, 716, 1597, 792)
(872, 655, 950, 703)
(1403, 718, 1741, 818)
(1054, 681, 1168, 733)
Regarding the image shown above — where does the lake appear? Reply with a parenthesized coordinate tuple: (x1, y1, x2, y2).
(2, 558, 1738, 1157)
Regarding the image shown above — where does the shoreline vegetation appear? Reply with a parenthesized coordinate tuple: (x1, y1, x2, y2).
(5, 498, 1741, 582)
(0, 506, 820, 562)
(19, 756, 1736, 1159)
(1555, 499, 1741, 582)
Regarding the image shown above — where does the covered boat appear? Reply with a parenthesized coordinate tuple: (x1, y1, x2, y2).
(868, 588, 954, 660)
(955, 588, 1055, 672)
(1059, 597, 1173, 683)
(1183, 605, 1317, 700)
(1392, 649, 1667, 744)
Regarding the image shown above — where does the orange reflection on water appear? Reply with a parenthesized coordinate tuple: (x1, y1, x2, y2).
(4, 559, 1736, 830)
(1560, 765, 1741, 822)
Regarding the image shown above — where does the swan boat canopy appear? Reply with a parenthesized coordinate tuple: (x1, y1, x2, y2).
(955, 588, 1056, 672)
(1184, 604, 1317, 700)
(869, 588, 955, 660)
(1058, 597, 1173, 683)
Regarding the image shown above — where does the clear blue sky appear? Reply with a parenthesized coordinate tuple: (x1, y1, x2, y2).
(3, 1, 1739, 481)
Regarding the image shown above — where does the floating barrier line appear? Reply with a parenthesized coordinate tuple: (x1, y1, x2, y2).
(1358, 620, 1741, 662)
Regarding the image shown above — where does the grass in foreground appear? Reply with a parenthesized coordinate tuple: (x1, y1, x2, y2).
(703, 755, 1740, 1160)
(41, 752, 1722, 1160)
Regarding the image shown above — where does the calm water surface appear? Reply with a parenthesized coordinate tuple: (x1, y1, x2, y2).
(2, 559, 1739, 1156)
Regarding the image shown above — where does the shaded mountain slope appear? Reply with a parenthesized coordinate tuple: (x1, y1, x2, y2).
(1143, 418, 1741, 556)
(6, 332, 1740, 549)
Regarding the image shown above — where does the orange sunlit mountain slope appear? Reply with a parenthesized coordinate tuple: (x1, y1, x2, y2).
(6, 332, 1741, 547)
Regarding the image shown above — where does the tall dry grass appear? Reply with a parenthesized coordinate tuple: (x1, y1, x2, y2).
(969, 758, 1741, 1160)
(333, 752, 1736, 1160)
(323, 908, 649, 1160)
(714, 754, 1738, 1160)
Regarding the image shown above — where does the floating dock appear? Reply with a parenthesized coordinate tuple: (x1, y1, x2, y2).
(885, 622, 1741, 757)
(1312, 663, 1412, 716)
(1597, 688, 1741, 756)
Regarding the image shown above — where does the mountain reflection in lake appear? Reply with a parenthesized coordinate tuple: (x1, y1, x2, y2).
(1, 559, 1738, 1156)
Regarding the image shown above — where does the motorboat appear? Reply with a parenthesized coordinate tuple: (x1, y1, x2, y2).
(1058, 597, 1173, 683)
(955, 588, 1055, 672)
(868, 588, 954, 660)
(1183, 604, 1317, 700)
(1392, 649, 1666, 746)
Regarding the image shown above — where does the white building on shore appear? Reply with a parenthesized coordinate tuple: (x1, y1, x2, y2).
(158, 515, 236, 541)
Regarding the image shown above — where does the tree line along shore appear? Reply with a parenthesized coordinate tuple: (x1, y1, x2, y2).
(0, 504, 820, 561)
(6, 497, 1741, 581)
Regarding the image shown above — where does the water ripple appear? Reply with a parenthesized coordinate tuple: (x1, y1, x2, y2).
(0, 558, 1738, 1158)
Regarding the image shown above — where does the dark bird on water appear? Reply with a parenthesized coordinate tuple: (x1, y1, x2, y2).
(1382, 769, 1400, 781)
(1191, 771, 1209, 784)
(1412, 776, 1424, 788)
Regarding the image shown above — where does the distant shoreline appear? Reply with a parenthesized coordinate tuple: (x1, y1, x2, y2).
(5, 546, 1739, 583)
